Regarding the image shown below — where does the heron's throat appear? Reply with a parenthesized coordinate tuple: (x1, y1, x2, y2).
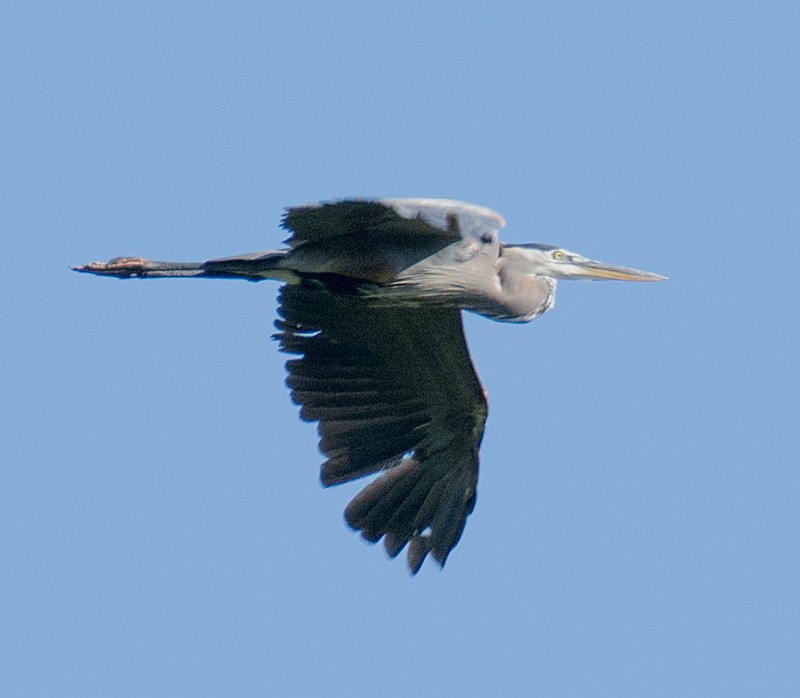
(518, 274, 556, 321)
(477, 270, 557, 323)
(539, 275, 557, 315)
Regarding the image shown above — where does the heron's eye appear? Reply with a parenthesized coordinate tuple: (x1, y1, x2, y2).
(552, 250, 564, 260)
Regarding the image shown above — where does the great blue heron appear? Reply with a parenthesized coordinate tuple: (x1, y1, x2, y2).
(75, 198, 665, 573)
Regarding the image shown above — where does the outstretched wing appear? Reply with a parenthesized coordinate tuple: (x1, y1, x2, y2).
(274, 279, 488, 573)
(282, 198, 506, 249)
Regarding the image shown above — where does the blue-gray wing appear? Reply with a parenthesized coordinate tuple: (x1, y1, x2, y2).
(274, 278, 488, 573)
(282, 198, 506, 249)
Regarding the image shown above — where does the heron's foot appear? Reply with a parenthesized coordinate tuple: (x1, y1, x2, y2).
(73, 257, 150, 277)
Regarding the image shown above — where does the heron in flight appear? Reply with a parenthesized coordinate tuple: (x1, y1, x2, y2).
(75, 198, 665, 573)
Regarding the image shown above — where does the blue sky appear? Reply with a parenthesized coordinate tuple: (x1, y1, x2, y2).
(3, 2, 799, 695)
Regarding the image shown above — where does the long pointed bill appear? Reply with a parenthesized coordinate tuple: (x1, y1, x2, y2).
(574, 259, 667, 282)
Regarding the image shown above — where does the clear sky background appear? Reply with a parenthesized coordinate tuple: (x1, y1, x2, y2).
(3, 2, 799, 696)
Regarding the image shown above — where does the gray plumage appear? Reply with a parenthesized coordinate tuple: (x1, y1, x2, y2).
(75, 197, 665, 573)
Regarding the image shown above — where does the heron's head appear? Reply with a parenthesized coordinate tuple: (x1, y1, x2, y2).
(506, 243, 666, 282)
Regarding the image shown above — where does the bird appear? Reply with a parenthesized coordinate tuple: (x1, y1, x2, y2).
(75, 197, 665, 573)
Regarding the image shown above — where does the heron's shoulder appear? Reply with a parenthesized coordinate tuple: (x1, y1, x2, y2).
(379, 198, 506, 237)
(282, 197, 505, 247)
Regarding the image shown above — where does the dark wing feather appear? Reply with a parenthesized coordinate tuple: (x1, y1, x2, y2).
(274, 279, 488, 573)
(282, 198, 505, 249)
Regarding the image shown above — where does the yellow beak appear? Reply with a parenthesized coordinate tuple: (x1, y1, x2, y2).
(574, 259, 667, 282)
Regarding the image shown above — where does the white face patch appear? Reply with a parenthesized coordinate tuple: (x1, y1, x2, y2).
(565, 251, 588, 264)
(552, 248, 588, 265)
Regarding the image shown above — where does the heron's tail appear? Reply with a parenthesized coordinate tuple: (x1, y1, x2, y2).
(73, 250, 292, 282)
